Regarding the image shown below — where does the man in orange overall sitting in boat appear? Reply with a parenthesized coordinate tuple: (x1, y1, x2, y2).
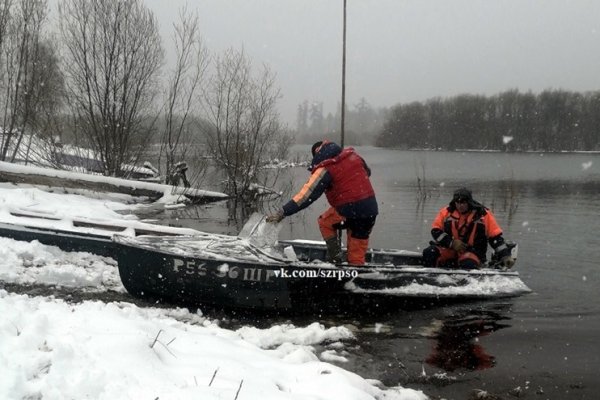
(422, 187, 515, 269)
(266, 140, 378, 265)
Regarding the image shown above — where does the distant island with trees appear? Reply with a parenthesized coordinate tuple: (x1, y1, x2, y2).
(296, 89, 600, 152)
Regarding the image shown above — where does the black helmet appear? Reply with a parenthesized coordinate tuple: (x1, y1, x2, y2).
(452, 187, 473, 203)
(450, 187, 487, 214)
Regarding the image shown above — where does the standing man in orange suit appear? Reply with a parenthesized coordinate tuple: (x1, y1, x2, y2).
(266, 140, 378, 265)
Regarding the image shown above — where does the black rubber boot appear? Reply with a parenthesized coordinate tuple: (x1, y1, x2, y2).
(325, 237, 342, 263)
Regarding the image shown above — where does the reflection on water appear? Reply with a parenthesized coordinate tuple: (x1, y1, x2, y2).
(424, 308, 511, 372)
(318, 302, 516, 390)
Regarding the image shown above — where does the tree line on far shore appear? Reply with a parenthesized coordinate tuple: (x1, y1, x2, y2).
(375, 89, 600, 151)
(295, 98, 385, 146)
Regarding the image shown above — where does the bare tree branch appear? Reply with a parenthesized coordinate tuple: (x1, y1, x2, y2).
(203, 48, 290, 205)
(158, 6, 209, 186)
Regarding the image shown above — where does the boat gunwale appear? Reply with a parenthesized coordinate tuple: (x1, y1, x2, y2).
(113, 234, 523, 277)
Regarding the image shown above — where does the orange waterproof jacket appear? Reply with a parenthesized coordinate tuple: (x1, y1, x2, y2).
(431, 206, 503, 261)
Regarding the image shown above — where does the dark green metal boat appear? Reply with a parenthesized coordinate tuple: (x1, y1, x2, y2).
(113, 235, 530, 314)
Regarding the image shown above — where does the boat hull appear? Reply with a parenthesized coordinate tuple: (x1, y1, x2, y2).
(0, 210, 200, 258)
(116, 238, 359, 312)
(114, 236, 531, 314)
(0, 222, 116, 257)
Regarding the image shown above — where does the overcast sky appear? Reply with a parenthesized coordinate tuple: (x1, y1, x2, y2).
(143, 0, 600, 126)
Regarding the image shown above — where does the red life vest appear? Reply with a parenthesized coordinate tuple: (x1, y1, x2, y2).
(313, 148, 375, 207)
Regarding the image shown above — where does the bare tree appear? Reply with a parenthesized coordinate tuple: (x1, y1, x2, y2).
(58, 0, 163, 176)
(0, 0, 52, 162)
(0, 0, 15, 156)
(203, 48, 289, 203)
(158, 7, 209, 185)
(0, 1, 10, 47)
(18, 38, 65, 166)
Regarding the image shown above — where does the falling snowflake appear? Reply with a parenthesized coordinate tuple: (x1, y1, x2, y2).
(502, 136, 514, 144)
(582, 161, 592, 170)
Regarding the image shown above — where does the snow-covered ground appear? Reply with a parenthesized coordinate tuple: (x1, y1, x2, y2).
(0, 181, 427, 400)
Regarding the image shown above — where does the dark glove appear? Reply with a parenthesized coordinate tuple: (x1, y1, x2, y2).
(500, 255, 515, 269)
(265, 210, 284, 223)
(451, 239, 467, 253)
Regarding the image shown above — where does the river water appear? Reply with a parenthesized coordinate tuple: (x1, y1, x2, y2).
(156, 147, 600, 400)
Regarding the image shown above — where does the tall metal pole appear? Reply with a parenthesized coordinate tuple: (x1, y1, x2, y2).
(341, 0, 347, 147)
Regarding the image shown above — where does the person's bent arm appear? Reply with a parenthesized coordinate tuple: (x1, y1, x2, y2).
(280, 167, 332, 217)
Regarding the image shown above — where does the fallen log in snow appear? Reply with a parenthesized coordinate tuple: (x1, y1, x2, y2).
(0, 161, 228, 204)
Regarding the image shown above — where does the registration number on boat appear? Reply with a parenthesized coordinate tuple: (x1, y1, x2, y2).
(171, 258, 277, 282)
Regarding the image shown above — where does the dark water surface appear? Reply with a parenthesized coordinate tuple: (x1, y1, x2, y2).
(152, 147, 600, 400)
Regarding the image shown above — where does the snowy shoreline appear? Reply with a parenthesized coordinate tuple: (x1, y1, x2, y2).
(0, 183, 427, 400)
